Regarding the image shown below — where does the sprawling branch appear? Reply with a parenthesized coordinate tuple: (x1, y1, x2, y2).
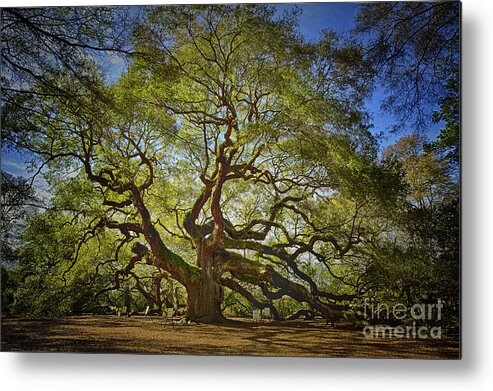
(219, 250, 347, 320)
(221, 277, 280, 320)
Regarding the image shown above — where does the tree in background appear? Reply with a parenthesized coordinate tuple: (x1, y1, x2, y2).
(426, 73, 460, 170)
(363, 134, 459, 328)
(1, 172, 37, 313)
(354, 1, 460, 131)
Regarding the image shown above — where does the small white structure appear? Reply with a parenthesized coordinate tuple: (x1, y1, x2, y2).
(165, 307, 175, 327)
(262, 307, 271, 319)
(252, 309, 261, 322)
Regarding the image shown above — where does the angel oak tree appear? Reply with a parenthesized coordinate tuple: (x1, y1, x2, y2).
(4, 5, 397, 323)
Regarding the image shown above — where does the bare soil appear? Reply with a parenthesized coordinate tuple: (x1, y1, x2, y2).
(1, 315, 460, 358)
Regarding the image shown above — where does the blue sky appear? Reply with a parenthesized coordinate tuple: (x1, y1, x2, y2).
(279, 2, 442, 147)
(1, 3, 440, 183)
(276, 3, 414, 144)
(276, 2, 358, 39)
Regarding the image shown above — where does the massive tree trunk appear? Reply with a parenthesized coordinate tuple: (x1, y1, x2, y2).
(185, 244, 226, 323)
(186, 274, 225, 323)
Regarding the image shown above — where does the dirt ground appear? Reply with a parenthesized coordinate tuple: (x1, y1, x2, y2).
(1, 315, 460, 358)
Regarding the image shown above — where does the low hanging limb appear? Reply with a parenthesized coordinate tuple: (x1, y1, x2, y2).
(220, 277, 280, 320)
(218, 250, 344, 322)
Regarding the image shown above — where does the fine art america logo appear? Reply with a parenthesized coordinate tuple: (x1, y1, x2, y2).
(362, 299, 444, 339)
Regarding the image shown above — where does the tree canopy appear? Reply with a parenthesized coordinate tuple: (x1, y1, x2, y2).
(1, 4, 459, 327)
